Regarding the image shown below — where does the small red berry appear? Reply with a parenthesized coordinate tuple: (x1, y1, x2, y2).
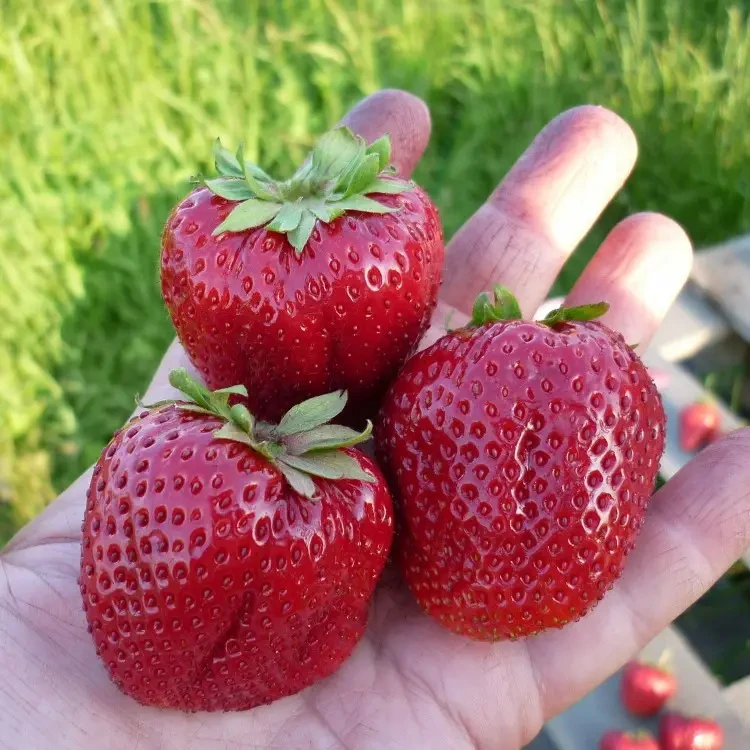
(621, 660, 677, 716)
(679, 400, 721, 452)
(659, 712, 724, 750)
(599, 730, 659, 750)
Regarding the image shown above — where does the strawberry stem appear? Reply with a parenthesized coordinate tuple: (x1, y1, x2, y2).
(204, 127, 413, 255)
(143, 369, 376, 499)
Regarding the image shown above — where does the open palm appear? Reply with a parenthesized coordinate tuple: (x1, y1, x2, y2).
(2, 91, 749, 750)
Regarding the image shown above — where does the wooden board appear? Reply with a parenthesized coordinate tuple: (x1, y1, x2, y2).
(641, 351, 745, 480)
(648, 284, 731, 362)
(724, 676, 750, 731)
(692, 234, 750, 344)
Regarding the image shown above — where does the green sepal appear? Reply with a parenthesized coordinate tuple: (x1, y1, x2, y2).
(237, 143, 280, 201)
(279, 450, 375, 483)
(212, 199, 282, 236)
(213, 422, 256, 448)
(276, 390, 348, 436)
(366, 134, 391, 171)
(468, 286, 609, 330)
(169, 368, 220, 412)
(229, 403, 255, 434)
(542, 302, 609, 326)
(143, 371, 372, 500)
(276, 463, 317, 498)
(470, 284, 523, 327)
(338, 152, 380, 197)
(279, 453, 349, 479)
(365, 177, 412, 195)
(310, 127, 363, 184)
(266, 203, 304, 233)
(300, 450, 376, 483)
(283, 421, 373, 455)
(308, 201, 344, 223)
(331, 195, 394, 214)
(175, 404, 217, 417)
(288, 210, 317, 253)
(203, 126, 412, 255)
(213, 138, 243, 178)
(204, 178, 255, 201)
(214, 384, 250, 396)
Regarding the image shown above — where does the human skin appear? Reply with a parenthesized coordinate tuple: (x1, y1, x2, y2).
(1, 90, 749, 750)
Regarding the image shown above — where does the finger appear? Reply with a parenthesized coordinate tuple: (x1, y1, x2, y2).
(138, 339, 198, 407)
(340, 88, 431, 177)
(528, 428, 750, 720)
(441, 105, 637, 315)
(420, 301, 468, 350)
(565, 212, 693, 346)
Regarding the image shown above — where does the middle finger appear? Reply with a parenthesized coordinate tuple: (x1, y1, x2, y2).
(440, 105, 638, 316)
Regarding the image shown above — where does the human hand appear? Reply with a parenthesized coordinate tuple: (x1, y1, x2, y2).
(2, 90, 748, 750)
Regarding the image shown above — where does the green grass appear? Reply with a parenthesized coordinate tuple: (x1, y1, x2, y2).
(2, 0, 750, 543)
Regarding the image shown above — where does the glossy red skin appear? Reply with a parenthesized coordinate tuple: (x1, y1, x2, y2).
(79, 405, 394, 711)
(161, 185, 444, 426)
(621, 660, 677, 716)
(679, 402, 721, 452)
(599, 731, 659, 750)
(376, 320, 665, 640)
(659, 713, 724, 750)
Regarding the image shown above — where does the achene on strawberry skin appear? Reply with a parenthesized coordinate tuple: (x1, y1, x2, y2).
(376, 286, 666, 641)
(79, 370, 394, 711)
(161, 128, 444, 427)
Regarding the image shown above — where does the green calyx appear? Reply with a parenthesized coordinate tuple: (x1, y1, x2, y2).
(204, 127, 413, 254)
(469, 284, 609, 328)
(145, 369, 374, 500)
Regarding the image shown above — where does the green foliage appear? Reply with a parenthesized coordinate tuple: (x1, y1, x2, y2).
(1, 0, 750, 543)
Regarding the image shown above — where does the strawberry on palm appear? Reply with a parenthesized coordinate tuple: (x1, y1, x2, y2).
(376, 286, 666, 640)
(79, 370, 393, 711)
(161, 129, 444, 426)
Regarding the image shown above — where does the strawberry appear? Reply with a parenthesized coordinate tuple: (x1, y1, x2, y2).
(599, 730, 659, 750)
(621, 659, 677, 716)
(161, 127, 444, 427)
(679, 400, 721, 452)
(659, 713, 724, 750)
(376, 286, 665, 640)
(79, 370, 394, 711)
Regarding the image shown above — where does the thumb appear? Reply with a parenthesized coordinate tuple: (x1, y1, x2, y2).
(135, 338, 202, 409)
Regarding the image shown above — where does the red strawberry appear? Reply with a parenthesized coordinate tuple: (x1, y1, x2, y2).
(161, 128, 444, 427)
(659, 713, 724, 750)
(679, 400, 721, 452)
(79, 370, 394, 711)
(599, 730, 659, 750)
(621, 659, 677, 716)
(376, 286, 665, 640)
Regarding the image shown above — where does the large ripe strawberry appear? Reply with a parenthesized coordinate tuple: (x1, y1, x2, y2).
(599, 731, 659, 750)
(621, 659, 677, 716)
(79, 370, 394, 711)
(161, 128, 444, 426)
(376, 286, 665, 640)
(659, 713, 724, 750)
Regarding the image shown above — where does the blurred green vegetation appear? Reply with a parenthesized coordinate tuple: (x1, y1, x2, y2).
(2, 0, 750, 543)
